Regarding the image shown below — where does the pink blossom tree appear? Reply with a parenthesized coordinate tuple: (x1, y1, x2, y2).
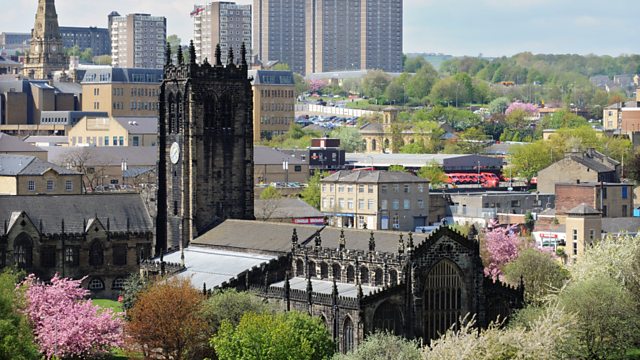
(22, 274, 124, 359)
(505, 102, 538, 115)
(483, 227, 521, 281)
(308, 79, 327, 93)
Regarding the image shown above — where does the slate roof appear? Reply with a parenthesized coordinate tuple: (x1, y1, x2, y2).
(159, 246, 277, 290)
(254, 146, 307, 165)
(0, 133, 47, 153)
(248, 70, 294, 85)
(566, 203, 601, 215)
(255, 198, 323, 219)
(114, 117, 158, 134)
(47, 146, 157, 167)
(81, 68, 163, 84)
(359, 122, 384, 133)
(321, 170, 428, 184)
(569, 154, 616, 173)
(22, 136, 69, 145)
(0, 193, 153, 234)
(0, 155, 80, 176)
(602, 217, 640, 234)
(193, 219, 429, 255)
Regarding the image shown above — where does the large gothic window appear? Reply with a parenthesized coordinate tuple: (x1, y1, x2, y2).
(360, 266, 369, 284)
(373, 301, 403, 335)
(320, 262, 329, 279)
(40, 246, 56, 268)
(424, 260, 464, 340)
(342, 317, 355, 353)
(14, 233, 33, 268)
(308, 261, 317, 278)
(346, 265, 355, 283)
(373, 268, 384, 286)
(89, 240, 104, 266)
(332, 263, 341, 281)
(113, 244, 128, 266)
(295, 259, 304, 277)
(389, 269, 398, 286)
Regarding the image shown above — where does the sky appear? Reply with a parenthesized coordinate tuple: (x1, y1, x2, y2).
(2, 0, 637, 57)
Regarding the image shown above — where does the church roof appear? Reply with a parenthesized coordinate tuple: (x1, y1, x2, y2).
(0, 193, 153, 234)
(254, 198, 323, 220)
(270, 277, 380, 298)
(321, 170, 428, 184)
(566, 203, 600, 216)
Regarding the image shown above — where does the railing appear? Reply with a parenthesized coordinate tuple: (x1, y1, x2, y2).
(295, 104, 377, 117)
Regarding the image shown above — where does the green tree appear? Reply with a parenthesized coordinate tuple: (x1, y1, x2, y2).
(557, 276, 640, 359)
(417, 161, 447, 186)
(406, 63, 439, 103)
(271, 63, 290, 70)
(333, 332, 421, 360)
(503, 248, 569, 305)
(384, 73, 409, 104)
(167, 34, 181, 59)
(79, 48, 93, 63)
(508, 141, 558, 181)
(211, 311, 334, 360)
(403, 56, 429, 73)
(488, 97, 510, 115)
(540, 109, 589, 129)
(329, 127, 363, 152)
(200, 289, 273, 334)
(361, 70, 392, 99)
(294, 73, 309, 96)
(121, 271, 148, 312)
(259, 186, 282, 200)
(0, 269, 39, 360)
(92, 55, 111, 65)
(301, 171, 325, 209)
(388, 164, 406, 172)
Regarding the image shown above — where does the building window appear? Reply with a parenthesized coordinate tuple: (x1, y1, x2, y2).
(393, 184, 400, 193)
(622, 186, 628, 199)
(294, 165, 301, 172)
(403, 199, 410, 210)
(347, 185, 354, 193)
(338, 198, 345, 209)
(321, 184, 326, 193)
(88, 278, 105, 290)
(343, 317, 354, 353)
(119, 136, 124, 146)
(602, 188, 607, 199)
(368, 185, 374, 193)
(602, 205, 608, 217)
(392, 214, 400, 229)
(347, 199, 354, 209)
(329, 184, 334, 192)
(28, 180, 35, 192)
(368, 199, 374, 210)
(46, 180, 54, 191)
(511, 200, 520, 207)
(622, 205, 628, 217)
(418, 199, 425, 209)
(573, 241, 578, 256)
(338, 185, 345, 193)
(392, 199, 400, 210)
(40, 246, 56, 268)
(89, 240, 104, 266)
(65, 180, 73, 192)
(113, 136, 118, 146)
(359, 185, 365, 193)
(381, 199, 388, 210)
(113, 244, 127, 266)
(112, 277, 126, 290)
(404, 185, 410, 193)
(381, 185, 387, 194)
(418, 184, 424, 193)
(104, 137, 109, 146)
(64, 246, 79, 266)
(14, 234, 33, 268)
(572, 229, 578, 241)
(589, 229, 595, 241)
(132, 136, 139, 146)
(358, 199, 365, 209)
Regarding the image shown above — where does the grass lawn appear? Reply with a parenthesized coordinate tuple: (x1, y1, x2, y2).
(627, 348, 640, 359)
(93, 298, 124, 313)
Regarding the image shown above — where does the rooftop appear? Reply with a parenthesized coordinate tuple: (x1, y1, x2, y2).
(270, 277, 380, 298)
(566, 203, 600, 216)
(114, 117, 158, 134)
(254, 198, 323, 220)
(47, 146, 157, 167)
(0, 154, 80, 176)
(321, 170, 428, 184)
(0, 133, 47, 153)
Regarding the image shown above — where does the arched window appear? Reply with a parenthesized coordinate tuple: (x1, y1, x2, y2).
(373, 301, 403, 335)
(384, 138, 390, 149)
(371, 138, 377, 151)
(424, 260, 464, 340)
(88, 278, 105, 290)
(320, 262, 329, 279)
(112, 277, 126, 290)
(332, 263, 341, 281)
(346, 265, 355, 283)
(389, 269, 398, 286)
(360, 266, 369, 285)
(89, 240, 104, 266)
(374, 268, 384, 286)
(13, 233, 33, 268)
(308, 261, 317, 278)
(295, 259, 304, 277)
(342, 317, 354, 353)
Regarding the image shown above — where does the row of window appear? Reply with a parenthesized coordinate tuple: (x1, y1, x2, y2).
(322, 197, 425, 211)
(261, 89, 294, 98)
(261, 103, 295, 112)
(294, 259, 399, 287)
(27, 179, 74, 192)
(322, 183, 425, 194)
(88, 277, 125, 291)
(259, 116, 291, 125)
(70, 136, 125, 146)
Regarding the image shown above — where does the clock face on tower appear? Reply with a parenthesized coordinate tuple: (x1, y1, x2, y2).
(170, 142, 180, 164)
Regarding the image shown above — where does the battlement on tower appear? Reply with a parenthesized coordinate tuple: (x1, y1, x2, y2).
(163, 40, 250, 82)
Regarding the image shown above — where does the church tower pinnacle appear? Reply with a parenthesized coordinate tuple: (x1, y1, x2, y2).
(23, 0, 67, 79)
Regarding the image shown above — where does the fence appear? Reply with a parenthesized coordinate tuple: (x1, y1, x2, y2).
(296, 104, 377, 117)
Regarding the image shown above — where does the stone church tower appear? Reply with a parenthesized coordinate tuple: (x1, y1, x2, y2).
(156, 42, 254, 254)
(23, 0, 67, 80)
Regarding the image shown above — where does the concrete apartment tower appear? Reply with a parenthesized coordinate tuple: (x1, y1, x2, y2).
(109, 13, 166, 69)
(192, 2, 252, 65)
(253, 0, 307, 74)
(23, 0, 67, 80)
(253, 0, 402, 74)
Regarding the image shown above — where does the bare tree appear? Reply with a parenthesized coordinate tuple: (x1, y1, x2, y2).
(62, 148, 109, 192)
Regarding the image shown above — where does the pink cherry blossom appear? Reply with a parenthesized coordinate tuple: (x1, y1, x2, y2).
(483, 227, 521, 281)
(22, 274, 124, 359)
(505, 102, 538, 115)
